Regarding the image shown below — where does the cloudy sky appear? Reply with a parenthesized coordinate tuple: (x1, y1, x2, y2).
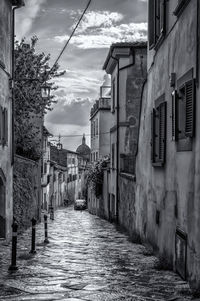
(15, 0, 147, 151)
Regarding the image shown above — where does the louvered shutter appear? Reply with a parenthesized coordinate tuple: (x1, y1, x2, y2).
(4, 109, 8, 144)
(158, 102, 166, 164)
(185, 79, 195, 137)
(151, 109, 156, 162)
(172, 90, 178, 141)
(160, 0, 166, 35)
(148, 0, 156, 49)
(0, 106, 2, 145)
(2, 108, 5, 146)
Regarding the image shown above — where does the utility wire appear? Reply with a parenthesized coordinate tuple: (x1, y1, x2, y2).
(49, 0, 92, 76)
(50, 132, 111, 138)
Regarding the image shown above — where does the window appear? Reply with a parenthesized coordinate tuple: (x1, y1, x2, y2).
(148, 0, 166, 49)
(112, 79, 116, 113)
(44, 162, 47, 174)
(53, 173, 56, 182)
(93, 121, 95, 137)
(0, 107, 8, 146)
(171, 78, 195, 142)
(96, 152, 98, 161)
(95, 119, 98, 135)
(72, 158, 75, 165)
(111, 143, 115, 168)
(151, 96, 166, 166)
(120, 154, 135, 174)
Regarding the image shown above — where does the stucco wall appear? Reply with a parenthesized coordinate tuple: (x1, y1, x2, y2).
(0, 0, 12, 71)
(0, 0, 13, 240)
(13, 155, 41, 232)
(135, 1, 200, 289)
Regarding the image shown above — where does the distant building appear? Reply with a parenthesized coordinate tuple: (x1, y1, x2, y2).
(41, 127, 52, 211)
(90, 76, 112, 162)
(76, 134, 91, 162)
(66, 150, 79, 203)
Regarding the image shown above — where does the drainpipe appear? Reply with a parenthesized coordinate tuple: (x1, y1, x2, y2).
(196, 0, 199, 86)
(111, 48, 135, 223)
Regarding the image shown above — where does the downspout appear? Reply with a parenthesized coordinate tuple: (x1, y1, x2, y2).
(196, 0, 199, 86)
(111, 48, 135, 223)
(135, 78, 147, 157)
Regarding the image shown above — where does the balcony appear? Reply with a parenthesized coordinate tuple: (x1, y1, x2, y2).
(90, 98, 111, 117)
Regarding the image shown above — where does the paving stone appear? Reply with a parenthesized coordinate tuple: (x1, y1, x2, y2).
(0, 207, 194, 300)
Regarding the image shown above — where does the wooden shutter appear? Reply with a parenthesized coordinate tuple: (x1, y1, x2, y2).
(172, 90, 178, 141)
(160, 0, 166, 35)
(185, 79, 195, 137)
(151, 109, 156, 162)
(0, 106, 2, 145)
(4, 109, 8, 145)
(148, 0, 156, 49)
(158, 102, 166, 164)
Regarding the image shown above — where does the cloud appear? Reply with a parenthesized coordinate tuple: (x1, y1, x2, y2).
(54, 22, 147, 49)
(15, 0, 47, 39)
(71, 10, 124, 33)
(45, 96, 93, 127)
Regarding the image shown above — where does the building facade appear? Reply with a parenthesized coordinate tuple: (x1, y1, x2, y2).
(90, 87, 112, 163)
(0, 0, 23, 240)
(66, 150, 79, 203)
(103, 42, 147, 222)
(134, 0, 200, 289)
(41, 127, 51, 211)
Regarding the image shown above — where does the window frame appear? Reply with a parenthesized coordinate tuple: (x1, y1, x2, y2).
(151, 95, 167, 167)
(171, 77, 195, 144)
(148, 0, 166, 50)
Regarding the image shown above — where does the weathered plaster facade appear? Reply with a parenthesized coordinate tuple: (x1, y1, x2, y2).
(135, 0, 200, 289)
(103, 43, 147, 225)
(0, 0, 13, 240)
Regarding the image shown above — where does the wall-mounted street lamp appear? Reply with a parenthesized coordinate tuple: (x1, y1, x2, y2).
(41, 83, 51, 99)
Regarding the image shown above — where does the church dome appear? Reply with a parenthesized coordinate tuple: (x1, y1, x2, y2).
(76, 134, 91, 161)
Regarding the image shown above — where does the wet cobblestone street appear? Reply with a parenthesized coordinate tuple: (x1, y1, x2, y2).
(0, 207, 195, 301)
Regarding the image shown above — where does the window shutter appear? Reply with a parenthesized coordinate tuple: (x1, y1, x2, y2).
(0, 106, 2, 145)
(158, 102, 166, 164)
(160, 0, 166, 35)
(185, 79, 195, 137)
(172, 90, 178, 141)
(4, 109, 8, 144)
(148, 0, 156, 49)
(151, 109, 156, 162)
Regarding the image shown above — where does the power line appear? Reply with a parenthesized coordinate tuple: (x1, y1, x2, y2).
(50, 131, 111, 138)
(49, 0, 92, 75)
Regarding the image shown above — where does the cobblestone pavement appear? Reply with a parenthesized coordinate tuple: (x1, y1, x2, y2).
(0, 207, 196, 301)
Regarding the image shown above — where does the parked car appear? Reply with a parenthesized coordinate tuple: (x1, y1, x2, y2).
(74, 199, 87, 210)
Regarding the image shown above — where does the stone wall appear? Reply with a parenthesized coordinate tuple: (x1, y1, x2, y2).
(13, 155, 41, 232)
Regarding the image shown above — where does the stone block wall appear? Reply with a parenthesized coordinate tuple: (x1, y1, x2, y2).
(13, 155, 41, 232)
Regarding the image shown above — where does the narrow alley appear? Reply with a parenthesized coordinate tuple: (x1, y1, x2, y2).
(0, 207, 193, 301)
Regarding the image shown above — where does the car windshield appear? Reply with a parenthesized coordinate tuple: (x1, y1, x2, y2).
(75, 199, 85, 204)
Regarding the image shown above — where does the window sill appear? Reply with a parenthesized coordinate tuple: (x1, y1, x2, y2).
(173, 0, 190, 17)
(152, 162, 165, 167)
(120, 172, 136, 181)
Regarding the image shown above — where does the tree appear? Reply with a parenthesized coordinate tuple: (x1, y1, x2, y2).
(14, 36, 64, 160)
